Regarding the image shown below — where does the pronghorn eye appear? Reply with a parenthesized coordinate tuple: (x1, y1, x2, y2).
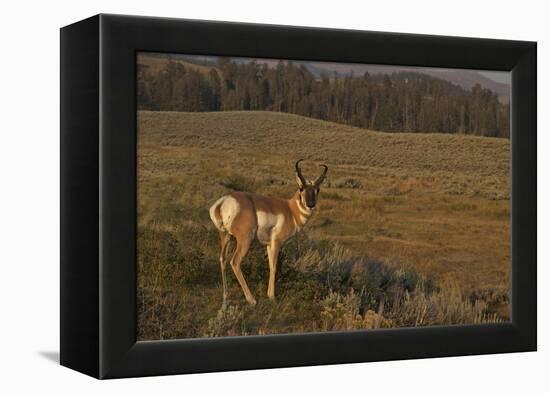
(299, 187, 304, 192)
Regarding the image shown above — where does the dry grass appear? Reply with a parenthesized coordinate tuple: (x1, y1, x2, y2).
(137, 110, 510, 340)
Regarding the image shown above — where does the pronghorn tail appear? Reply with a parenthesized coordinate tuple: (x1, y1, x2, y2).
(209, 196, 226, 231)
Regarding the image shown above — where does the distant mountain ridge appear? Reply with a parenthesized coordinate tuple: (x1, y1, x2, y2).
(190, 55, 510, 102)
(231, 59, 510, 102)
(301, 62, 510, 102)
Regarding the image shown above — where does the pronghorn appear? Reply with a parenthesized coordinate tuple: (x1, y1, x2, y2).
(209, 159, 328, 305)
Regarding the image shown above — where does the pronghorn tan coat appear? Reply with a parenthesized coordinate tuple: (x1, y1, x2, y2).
(209, 161, 327, 305)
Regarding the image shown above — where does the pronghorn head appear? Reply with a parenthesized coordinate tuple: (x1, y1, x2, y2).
(295, 159, 328, 209)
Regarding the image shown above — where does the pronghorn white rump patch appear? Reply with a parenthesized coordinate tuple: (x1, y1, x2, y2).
(209, 197, 225, 230)
(209, 195, 240, 232)
(220, 196, 240, 231)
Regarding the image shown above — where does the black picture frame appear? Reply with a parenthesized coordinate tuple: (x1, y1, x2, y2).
(60, 14, 537, 379)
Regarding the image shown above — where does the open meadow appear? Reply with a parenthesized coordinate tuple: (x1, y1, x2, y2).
(137, 110, 510, 340)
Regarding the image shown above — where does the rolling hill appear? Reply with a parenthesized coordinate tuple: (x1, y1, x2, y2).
(138, 110, 510, 286)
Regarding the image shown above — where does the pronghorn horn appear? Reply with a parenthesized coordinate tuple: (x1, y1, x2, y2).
(314, 164, 328, 187)
(295, 159, 307, 187)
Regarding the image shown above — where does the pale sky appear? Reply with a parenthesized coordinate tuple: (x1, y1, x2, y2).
(479, 71, 511, 85)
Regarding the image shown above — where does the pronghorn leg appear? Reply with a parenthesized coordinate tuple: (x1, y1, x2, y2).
(230, 235, 256, 305)
(218, 230, 231, 305)
(267, 240, 281, 300)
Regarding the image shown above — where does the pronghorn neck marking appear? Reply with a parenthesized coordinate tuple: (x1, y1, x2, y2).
(292, 197, 313, 230)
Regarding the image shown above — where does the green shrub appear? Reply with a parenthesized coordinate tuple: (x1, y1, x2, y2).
(334, 178, 362, 189)
(204, 304, 245, 337)
(389, 281, 503, 327)
(320, 290, 392, 331)
(219, 173, 256, 192)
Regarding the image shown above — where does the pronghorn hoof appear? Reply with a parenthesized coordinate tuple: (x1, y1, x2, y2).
(247, 298, 257, 306)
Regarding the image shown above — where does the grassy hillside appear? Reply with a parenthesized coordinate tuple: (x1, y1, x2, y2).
(137, 110, 510, 340)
